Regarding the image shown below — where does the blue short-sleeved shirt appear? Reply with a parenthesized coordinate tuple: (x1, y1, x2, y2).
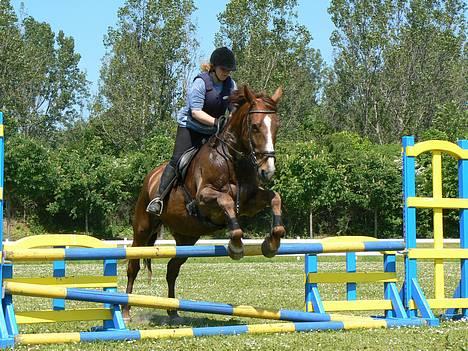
(176, 76, 237, 135)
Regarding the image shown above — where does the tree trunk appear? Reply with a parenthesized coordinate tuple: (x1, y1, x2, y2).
(85, 206, 89, 234)
(374, 209, 378, 238)
(309, 209, 313, 239)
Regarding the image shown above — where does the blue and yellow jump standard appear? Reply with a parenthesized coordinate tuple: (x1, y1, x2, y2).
(0, 112, 14, 348)
(403, 136, 468, 322)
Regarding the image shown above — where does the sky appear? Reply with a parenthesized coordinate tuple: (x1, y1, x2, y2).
(10, 0, 335, 95)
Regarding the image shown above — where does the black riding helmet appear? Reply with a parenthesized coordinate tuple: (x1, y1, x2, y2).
(210, 47, 237, 71)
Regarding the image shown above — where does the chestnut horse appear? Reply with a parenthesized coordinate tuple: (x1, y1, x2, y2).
(124, 85, 285, 320)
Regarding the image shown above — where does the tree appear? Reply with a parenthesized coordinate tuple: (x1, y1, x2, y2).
(0, 0, 88, 141)
(273, 132, 402, 237)
(93, 0, 198, 154)
(215, 0, 326, 139)
(47, 127, 133, 234)
(325, 0, 466, 144)
(0, 0, 23, 124)
(4, 135, 57, 225)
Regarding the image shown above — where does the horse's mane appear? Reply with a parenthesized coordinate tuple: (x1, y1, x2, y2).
(228, 86, 278, 112)
(217, 86, 278, 144)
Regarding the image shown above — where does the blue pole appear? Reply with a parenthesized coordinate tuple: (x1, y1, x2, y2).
(0, 111, 4, 287)
(0, 111, 15, 347)
(402, 136, 417, 317)
(457, 139, 468, 317)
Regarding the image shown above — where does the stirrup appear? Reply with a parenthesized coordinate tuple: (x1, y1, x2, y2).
(146, 197, 164, 215)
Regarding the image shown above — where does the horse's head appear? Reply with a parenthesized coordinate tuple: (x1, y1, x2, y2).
(227, 85, 282, 182)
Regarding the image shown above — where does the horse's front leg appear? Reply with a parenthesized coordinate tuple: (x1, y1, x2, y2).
(246, 189, 286, 257)
(262, 190, 286, 257)
(198, 186, 244, 260)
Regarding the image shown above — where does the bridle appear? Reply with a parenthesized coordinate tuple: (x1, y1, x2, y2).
(245, 109, 277, 169)
(214, 106, 277, 214)
(215, 106, 277, 170)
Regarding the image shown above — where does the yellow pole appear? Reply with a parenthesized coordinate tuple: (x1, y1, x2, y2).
(432, 152, 444, 300)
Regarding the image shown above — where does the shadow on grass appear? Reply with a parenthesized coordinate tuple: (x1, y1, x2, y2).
(132, 311, 247, 328)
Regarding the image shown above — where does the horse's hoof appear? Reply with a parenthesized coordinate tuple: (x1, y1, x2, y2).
(261, 238, 278, 258)
(227, 242, 244, 260)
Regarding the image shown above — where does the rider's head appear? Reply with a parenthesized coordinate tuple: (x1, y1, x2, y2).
(201, 47, 236, 82)
(210, 47, 236, 71)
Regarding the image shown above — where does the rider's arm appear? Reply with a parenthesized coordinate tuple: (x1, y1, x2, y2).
(189, 78, 216, 126)
(228, 78, 237, 113)
(191, 110, 216, 126)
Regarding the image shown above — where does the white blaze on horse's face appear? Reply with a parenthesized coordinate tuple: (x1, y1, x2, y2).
(250, 111, 278, 182)
(262, 115, 276, 179)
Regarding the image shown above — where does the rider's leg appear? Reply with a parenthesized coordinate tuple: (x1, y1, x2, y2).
(146, 162, 177, 215)
(146, 127, 206, 215)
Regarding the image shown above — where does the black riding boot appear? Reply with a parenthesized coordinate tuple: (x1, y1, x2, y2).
(146, 163, 177, 215)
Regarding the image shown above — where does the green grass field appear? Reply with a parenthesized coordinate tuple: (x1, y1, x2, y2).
(10, 256, 468, 351)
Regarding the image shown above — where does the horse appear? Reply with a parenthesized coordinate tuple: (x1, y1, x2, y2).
(123, 85, 286, 320)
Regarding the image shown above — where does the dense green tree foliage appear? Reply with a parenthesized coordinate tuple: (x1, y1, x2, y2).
(0, 0, 88, 141)
(92, 0, 197, 154)
(274, 133, 403, 237)
(325, 0, 466, 144)
(215, 0, 327, 139)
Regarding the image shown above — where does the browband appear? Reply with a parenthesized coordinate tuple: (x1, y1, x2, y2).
(248, 109, 276, 114)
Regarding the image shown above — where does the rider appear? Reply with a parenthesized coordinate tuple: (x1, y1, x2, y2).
(146, 47, 238, 215)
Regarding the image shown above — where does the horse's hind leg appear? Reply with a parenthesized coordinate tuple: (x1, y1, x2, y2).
(123, 212, 162, 321)
(166, 234, 199, 322)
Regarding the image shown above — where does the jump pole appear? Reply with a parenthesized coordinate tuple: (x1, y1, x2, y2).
(4, 240, 405, 261)
(16, 317, 426, 346)
(5, 281, 398, 324)
(7, 281, 426, 346)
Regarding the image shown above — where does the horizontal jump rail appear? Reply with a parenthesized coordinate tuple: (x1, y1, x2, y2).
(4, 241, 405, 261)
(16, 318, 427, 345)
(5, 281, 374, 323)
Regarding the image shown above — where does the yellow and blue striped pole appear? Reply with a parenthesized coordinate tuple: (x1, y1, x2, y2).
(5, 281, 373, 323)
(4, 240, 405, 262)
(16, 317, 426, 345)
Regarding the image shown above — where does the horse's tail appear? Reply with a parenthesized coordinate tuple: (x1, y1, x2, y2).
(143, 221, 162, 282)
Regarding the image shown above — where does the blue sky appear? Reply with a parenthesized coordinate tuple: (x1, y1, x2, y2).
(11, 0, 335, 94)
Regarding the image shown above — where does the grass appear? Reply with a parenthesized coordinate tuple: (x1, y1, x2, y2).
(10, 255, 468, 351)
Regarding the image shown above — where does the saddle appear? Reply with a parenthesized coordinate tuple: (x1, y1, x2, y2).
(176, 146, 199, 183)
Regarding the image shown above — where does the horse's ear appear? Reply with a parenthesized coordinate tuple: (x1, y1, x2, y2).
(271, 87, 283, 103)
(243, 85, 256, 104)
